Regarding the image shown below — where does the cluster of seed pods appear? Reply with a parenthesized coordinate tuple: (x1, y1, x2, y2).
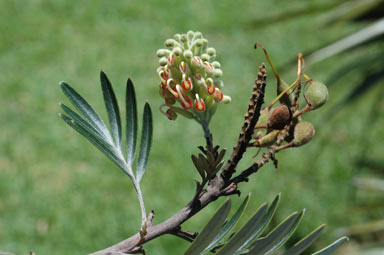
(156, 31, 230, 123)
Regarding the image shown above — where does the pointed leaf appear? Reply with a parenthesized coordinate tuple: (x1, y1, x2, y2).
(126, 79, 138, 166)
(216, 203, 269, 255)
(238, 193, 281, 251)
(216, 149, 227, 165)
(60, 114, 131, 177)
(311, 237, 348, 255)
(60, 103, 108, 144)
(198, 153, 210, 174)
(100, 71, 122, 149)
(283, 225, 326, 255)
(60, 82, 112, 143)
(248, 210, 305, 255)
(192, 154, 206, 180)
(185, 199, 232, 255)
(203, 194, 251, 253)
(136, 103, 152, 182)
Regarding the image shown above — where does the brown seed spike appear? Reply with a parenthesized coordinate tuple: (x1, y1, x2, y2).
(267, 105, 292, 130)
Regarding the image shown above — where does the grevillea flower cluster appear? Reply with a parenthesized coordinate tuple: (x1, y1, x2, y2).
(156, 31, 230, 126)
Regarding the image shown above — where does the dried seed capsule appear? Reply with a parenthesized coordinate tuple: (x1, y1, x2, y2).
(267, 105, 292, 130)
(306, 81, 328, 109)
(293, 121, 315, 146)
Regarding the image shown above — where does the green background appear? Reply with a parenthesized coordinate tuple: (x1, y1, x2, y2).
(0, 0, 383, 254)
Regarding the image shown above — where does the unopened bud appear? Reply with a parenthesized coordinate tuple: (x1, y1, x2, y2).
(173, 47, 182, 56)
(157, 49, 170, 58)
(159, 57, 168, 66)
(183, 50, 193, 59)
(207, 47, 216, 56)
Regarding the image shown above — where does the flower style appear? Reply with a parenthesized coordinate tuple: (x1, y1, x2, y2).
(157, 31, 230, 126)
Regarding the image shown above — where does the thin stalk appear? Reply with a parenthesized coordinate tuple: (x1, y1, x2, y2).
(201, 122, 213, 151)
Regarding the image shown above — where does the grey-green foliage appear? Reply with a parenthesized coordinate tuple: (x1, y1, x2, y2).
(185, 194, 348, 255)
(59, 71, 152, 221)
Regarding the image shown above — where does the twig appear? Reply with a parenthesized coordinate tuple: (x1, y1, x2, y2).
(220, 63, 267, 181)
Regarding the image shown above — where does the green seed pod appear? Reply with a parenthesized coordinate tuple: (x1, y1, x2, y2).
(278, 80, 295, 107)
(255, 130, 279, 147)
(306, 81, 328, 109)
(293, 121, 315, 146)
(267, 105, 292, 130)
(256, 108, 271, 126)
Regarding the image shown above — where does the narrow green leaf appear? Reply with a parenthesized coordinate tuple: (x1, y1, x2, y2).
(100, 71, 122, 149)
(192, 154, 206, 180)
(60, 82, 112, 143)
(203, 194, 251, 253)
(136, 103, 152, 182)
(283, 225, 325, 255)
(311, 237, 348, 255)
(60, 114, 131, 177)
(126, 79, 138, 166)
(237, 193, 281, 252)
(248, 210, 305, 255)
(216, 203, 268, 255)
(60, 103, 109, 144)
(185, 199, 232, 255)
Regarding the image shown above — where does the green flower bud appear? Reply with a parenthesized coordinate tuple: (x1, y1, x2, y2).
(172, 47, 183, 56)
(183, 50, 193, 59)
(194, 31, 202, 39)
(156, 49, 170, 58)
(165, 39, 178, 49)
(212, 61, 221, 68)
(222, 95, 231, 104)
(306, 81, 328, 109)
(180, 34, 188, 43)
(159, 57, 168, 66)
(201, 53, 210, 62)
(156, 31, 230, 126)
(173, 33, 181, 41)
(293, 121, 315, 146)
(187, 30, 194, 42)
(213, 69, 223, 78)
(207, 47, 216, 56)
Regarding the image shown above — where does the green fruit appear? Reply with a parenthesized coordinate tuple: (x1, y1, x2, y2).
(278, 80, 295, 107)
(306, 81, 328, 109)
(255, 130, 279, 147)
(256, 108, 271, 126)
(293, 121, 315, 146)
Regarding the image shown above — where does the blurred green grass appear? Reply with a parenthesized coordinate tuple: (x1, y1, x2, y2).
(0, 0, 383, 254)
